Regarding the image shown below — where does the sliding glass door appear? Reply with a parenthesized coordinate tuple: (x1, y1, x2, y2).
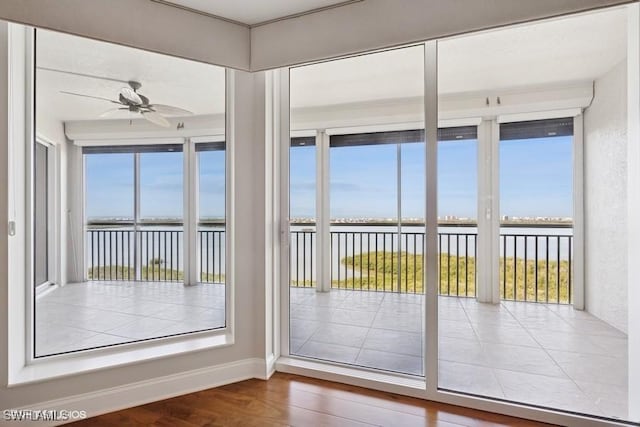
(285, 5, 637, 425)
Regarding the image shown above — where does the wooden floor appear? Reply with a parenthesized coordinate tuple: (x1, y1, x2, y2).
(69, 373, 555, 426)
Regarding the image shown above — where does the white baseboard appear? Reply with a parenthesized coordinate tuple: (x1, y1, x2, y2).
(6, 358, 267, 426)
(263, 353, 277, 380)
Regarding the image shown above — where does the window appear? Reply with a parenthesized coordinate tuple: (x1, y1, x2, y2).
(32, 28, 227, 358)
(499, 119, 573, 303)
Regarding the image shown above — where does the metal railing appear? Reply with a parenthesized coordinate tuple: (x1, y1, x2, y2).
(86, 227, 224, 284)
(290, 224, 573, 303)
(500, 233, 572, 304)
(199, 229, 225, 283)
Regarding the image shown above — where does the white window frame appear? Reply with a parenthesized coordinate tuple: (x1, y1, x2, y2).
(7, 24, 236, 385)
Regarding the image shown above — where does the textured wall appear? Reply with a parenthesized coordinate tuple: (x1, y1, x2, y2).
(584, 59, 628, 333)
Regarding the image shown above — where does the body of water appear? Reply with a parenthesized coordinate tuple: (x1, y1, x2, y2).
(290, 224, 573, 283)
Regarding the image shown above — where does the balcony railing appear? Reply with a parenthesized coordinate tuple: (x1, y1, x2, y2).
(85, 223, 573, 304)
(290, 223, 573, 304)
(86, 226, 224, 284)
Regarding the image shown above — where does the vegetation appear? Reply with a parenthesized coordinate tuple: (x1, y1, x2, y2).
(87, 262, 224, 283)
(291, 252, 571, 303)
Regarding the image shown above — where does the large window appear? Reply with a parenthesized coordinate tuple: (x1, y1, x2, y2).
(33, 28, 227, 358)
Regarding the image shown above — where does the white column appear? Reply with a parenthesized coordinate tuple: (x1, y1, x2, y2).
(476, 119, 500, 304)
(316, 130, 331, 292)
(572, 114, 585, 310)
(627, 2, 640, 422)
(184, 139, 199, 286)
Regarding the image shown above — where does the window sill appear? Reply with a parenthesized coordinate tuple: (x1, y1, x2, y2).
(8, 330, 233, 386)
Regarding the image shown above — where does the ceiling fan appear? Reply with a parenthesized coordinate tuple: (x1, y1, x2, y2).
(60, 81, 192, 128)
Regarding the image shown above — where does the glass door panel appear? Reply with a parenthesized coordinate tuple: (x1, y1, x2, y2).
(288, 45, 425, 376)
(437, 7, 634, 423)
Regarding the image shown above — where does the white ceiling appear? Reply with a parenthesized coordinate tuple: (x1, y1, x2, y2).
(291, 7, 628, 108)
(35, 6, 627, 128)
(36, 29, 226, 127)
(160, 0, 351, 26)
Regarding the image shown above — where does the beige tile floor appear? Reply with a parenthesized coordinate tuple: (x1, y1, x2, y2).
(35, 281, 225, 357)
(289, 287, 629, 421)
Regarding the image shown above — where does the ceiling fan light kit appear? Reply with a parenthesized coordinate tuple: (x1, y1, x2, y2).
(60, 80, 193, 128)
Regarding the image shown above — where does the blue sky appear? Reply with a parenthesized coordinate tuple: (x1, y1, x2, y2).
(86, 135, 572, 220)
(85, 150, 226, 220)
(290, 135, 573, 219)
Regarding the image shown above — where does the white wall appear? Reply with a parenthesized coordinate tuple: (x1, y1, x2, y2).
(584, 60, 628, 333)
(626, 3, 639, 421)
(0, 0, 250, 70)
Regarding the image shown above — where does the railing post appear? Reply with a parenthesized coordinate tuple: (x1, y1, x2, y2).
(316, 130, 331, 292)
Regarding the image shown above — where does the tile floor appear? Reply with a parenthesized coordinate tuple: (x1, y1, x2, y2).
(34, 282, 629, 421)
(35, 281, 225, 357)
(289, 287, 629, 421)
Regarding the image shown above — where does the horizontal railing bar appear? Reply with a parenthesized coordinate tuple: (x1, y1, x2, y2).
(290, 221, 573, 229)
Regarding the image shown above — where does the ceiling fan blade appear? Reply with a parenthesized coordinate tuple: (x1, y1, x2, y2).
(60, 91, 120, 104)
(99, 107, 130, 118)
(120, 87, 143, 105)
(142, 110, 171, 128)
(149, 104, 193, 116)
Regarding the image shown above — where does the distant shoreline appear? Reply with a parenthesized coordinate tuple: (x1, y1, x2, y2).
(86, 218, 573, 228)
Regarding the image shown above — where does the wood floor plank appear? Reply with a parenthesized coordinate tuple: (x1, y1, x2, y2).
(69, 373, 556, 427)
